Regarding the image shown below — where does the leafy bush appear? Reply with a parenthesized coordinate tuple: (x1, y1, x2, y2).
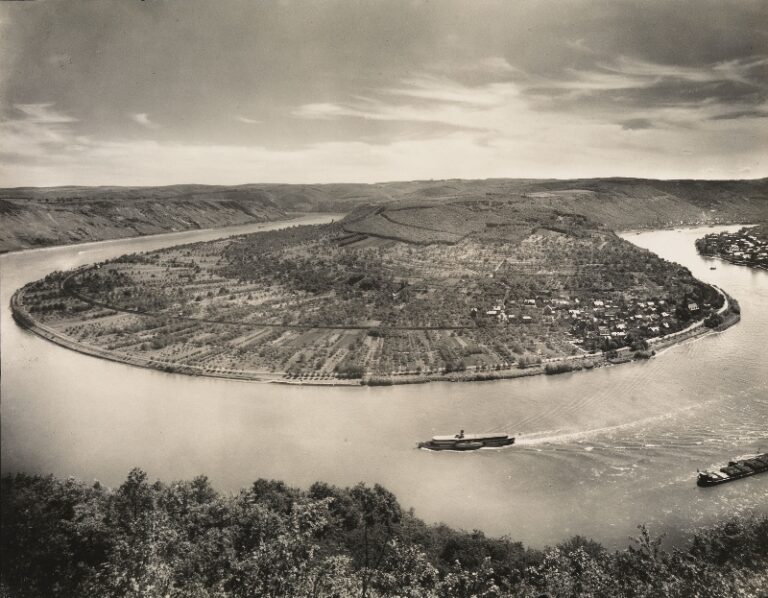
(544, 362, 577, 375)
(334, 362, 365, 379)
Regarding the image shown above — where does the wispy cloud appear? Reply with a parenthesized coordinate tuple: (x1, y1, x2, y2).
(472, 56, 518, 75)
(621, 118, 655, 131)
(131, 112, 160, 129)
(293, 103, 356, 120)
(15, 103, 77, 123)
(517, 52, 768, 134)
(0, 104, 87, 162)
(709, 108, 768, 121)
(599, 55, 767, 86)
(235, 115, 262, 124)
(384, 75, 517, 106)
(293, 76, 517, 135)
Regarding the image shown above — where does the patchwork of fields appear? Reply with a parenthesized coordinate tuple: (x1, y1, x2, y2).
(13, 200, 726, 383)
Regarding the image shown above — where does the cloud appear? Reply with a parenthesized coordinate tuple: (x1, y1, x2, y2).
(523, 54, 768, 110)
(292, 99, 490, 140)
(235, 115, 262, 124)
(621, 118, 654, 130)
(565, 38, 594, 54)
(293, 103, 352, 120)
(473, 56, 518, 75)
(709, 109, 768, 121)
(131, 112, 160, 129)
(2, 121, 764, 188)
(384, 76, 517, 107)
(292, 76, 518, 137)
(600, 55, 768, 86)
(15, 103, 77, 123)
(0, 104, 87, 163)
(515, 52, 768, 139)
(1, 1, 766, 184)
(294, 76, 517, 127)
(4, 73, 764, 188)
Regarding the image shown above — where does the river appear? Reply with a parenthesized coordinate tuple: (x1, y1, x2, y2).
(2, 221, 766, 549)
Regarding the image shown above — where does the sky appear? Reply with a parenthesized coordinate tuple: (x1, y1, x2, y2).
(0, 0, 766, 187)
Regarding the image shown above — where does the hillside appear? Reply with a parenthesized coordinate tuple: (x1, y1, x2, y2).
(0, 187, 289, 253)
(1, 178, 766, 252)
(12, 199, 738, 385)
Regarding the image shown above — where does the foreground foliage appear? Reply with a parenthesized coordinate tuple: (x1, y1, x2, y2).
(2, 471, 767, 597)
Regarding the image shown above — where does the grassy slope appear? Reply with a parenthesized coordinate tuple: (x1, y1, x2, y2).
(1, 178, 766, 252)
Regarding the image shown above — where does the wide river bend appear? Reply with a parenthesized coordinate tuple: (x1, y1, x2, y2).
(2, 220, 766, 549)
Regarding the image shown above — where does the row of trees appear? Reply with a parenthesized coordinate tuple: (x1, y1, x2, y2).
(2, 470, 766, 598)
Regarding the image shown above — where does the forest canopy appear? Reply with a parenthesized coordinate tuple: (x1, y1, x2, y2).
(2, 471, 767, 598)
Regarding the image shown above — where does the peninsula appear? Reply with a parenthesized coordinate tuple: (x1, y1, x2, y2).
(11, 197, 741, 385)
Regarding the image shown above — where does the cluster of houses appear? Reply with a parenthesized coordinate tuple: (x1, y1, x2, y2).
(564, 297, 687, 350)
(472, 293, 707, 351)
(473, 300, 537, 324)
(697, 229, 768, 269)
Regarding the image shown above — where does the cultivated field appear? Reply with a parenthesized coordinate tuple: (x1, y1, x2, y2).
(13, 200, 731, 384)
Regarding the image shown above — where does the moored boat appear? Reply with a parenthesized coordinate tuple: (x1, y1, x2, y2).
(418, 430, 515, 451)
(697, 453, 768, 487)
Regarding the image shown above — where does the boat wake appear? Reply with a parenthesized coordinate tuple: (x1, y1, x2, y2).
(514, 402, 717, 447)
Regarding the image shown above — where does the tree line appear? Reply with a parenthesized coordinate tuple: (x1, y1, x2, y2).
(2, 471, 766, 597)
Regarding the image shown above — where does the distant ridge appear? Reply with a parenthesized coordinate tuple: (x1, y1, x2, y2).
(1, 178, 766, 252)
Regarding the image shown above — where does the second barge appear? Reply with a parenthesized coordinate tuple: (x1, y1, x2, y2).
(697, 453, 768, 487)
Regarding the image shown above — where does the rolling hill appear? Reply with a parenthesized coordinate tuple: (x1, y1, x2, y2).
(1, 178, 766, 252)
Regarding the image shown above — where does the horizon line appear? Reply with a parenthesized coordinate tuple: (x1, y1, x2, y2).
(2, 174, 767, 191)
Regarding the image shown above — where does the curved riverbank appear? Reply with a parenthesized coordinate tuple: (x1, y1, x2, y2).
(10, 275, 739, 387)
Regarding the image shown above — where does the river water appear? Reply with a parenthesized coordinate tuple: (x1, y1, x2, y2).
(2, 221, 766, 549)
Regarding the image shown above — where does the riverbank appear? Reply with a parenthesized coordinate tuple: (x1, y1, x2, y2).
(0, 212, 311, 256)
(701, 252, 768, 272)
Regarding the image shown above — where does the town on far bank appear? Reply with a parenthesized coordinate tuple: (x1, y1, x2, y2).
(696, 225, 768, 270)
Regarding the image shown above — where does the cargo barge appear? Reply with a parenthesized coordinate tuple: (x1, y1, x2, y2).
(697, 453, 768, 487)
(418, 430, 515, 451)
